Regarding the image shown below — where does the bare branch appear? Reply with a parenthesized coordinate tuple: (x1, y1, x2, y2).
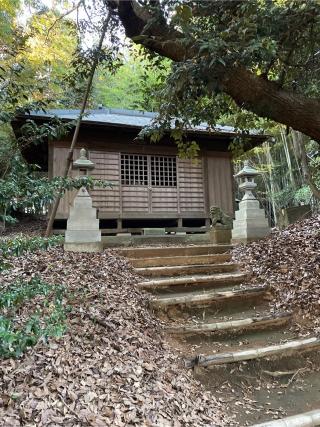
(45, 0, 84, 41)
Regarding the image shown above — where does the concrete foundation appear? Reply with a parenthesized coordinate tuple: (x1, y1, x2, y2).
(64, 187, 102, 252)
(101, 232, 212, 248)
(209, 225, 232, 244)
(232, 199, 270, 244)
(143, 228, 166, 236)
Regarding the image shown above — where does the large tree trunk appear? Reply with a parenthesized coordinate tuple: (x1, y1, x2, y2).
(220, 68, 320, 142)
(113, 1, 320, 143)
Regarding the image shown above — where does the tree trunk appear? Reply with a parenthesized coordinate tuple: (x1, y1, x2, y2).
(220, 68, 320, 143)
(45, 14, 110, 237)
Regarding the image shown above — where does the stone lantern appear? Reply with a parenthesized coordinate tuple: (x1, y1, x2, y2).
(231, 160, 270, 244)
(73, 148, 95, 175)
(64, 149, 102, 252)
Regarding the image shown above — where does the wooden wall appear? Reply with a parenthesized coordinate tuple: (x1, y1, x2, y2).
(50, 139, 234, 220)
(206, 153, 234, 217)
(178, 158, 206, 213)
(89, 151, 121, 212)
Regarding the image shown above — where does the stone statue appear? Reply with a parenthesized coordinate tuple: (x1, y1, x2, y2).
(210, 206, 233, 229)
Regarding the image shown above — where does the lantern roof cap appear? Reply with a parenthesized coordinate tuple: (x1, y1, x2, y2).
(234, 160, 260, 178)
(73, 148, 94, 169)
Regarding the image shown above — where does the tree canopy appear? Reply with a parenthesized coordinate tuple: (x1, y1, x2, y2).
(111, 0, 320, 142)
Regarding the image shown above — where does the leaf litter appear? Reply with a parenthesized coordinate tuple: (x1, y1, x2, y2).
(232, 214, 320, 333)
(0, 246, 228, 426)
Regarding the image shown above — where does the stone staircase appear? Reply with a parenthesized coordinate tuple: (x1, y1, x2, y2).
(118, 244, 320, 426)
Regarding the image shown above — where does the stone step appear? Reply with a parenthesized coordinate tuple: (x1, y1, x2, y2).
(251, 409, 320, 427)
(118, 244, 232, 259)
(135, 263, 239, 277)
(130, 253, 232, 268)
(151, 284, 268, 309)
(167, 311, 292, 335)
(138, 271, 248, 290)
(186, 336, 320, 368)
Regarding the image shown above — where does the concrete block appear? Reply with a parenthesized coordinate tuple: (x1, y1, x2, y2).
(143, 228, 166, 236)
(209, 228, 232, 244)
(64, 242, 103, 252)
(65, 230, 102, 243)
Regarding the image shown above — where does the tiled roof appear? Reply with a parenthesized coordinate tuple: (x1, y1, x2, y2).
(24, 108, 264, 137)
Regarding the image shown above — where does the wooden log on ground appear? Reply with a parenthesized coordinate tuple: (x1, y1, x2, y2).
(151, 284, 268, 309)
(167, 311, 292, 335)
(130, 253, 232, 268)
(187, 336, 320, 368)
(138, 272, 248, 290)
(118, 244, 233, 259)
(251, 408, 320, 426)
(135, 263, 239, 277)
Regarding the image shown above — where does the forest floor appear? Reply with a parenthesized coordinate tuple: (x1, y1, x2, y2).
(0, 217, 47, 238)
(232, 214, 320, 334)
(0, 224, 228, 426)
(1, 214, 320, 426)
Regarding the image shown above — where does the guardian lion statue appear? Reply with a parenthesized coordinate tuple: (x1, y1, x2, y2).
(210, 206, 233, 228)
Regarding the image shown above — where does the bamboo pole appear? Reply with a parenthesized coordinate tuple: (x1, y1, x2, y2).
(167, 311, 292, 335)
(135, 262, 239, 277)
(151, 284, 269, 308)
(138, 271, 247, 289)
(130, 253, 232, 268)
(187, 336, 320, 368)
(251, 408, 320, 427)
(281, 128, 296, 189)
(45, 13, 111, 237)
(291, 130, 320, 200)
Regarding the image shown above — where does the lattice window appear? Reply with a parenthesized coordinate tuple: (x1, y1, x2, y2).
(121, 154, 148, 185)
(151, 156, 177, 187)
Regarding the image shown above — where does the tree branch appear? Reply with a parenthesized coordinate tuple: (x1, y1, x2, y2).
(112, 0, 320, 143)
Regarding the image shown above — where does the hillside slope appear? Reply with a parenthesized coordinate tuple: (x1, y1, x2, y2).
(232, 215, 320, 333)
(0, 247, 227, 426)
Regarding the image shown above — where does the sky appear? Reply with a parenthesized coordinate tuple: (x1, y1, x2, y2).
(19, 0, 117, 49)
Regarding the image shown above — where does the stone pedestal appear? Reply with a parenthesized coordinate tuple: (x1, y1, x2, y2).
(232, 198, 270, 244)
(210, 225, 232, 244)
(64, 187, 102, 252)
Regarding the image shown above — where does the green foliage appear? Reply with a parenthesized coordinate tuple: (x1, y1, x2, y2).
(131, 0, 320, 147)
(0, 235, 63, 271)
(0, 277, 67, 358)
(294, 186, 313, 205)
(94, 46, 170, 111)
(0, 234, 63, 258)
(0, 155, 112, 228)
(0, 234, 67, 358)
(238, 126, 319, 225)
(17, 117, 75, 146)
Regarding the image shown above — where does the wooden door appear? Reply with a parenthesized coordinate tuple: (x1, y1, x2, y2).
(120, 154, 149, 213)
(120, 153, 178, 215)
(149, 155, 178, 213)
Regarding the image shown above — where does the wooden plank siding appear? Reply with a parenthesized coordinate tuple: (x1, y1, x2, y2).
(206, 153, 234, 217)
(178, 158, 206, 213)
(122, 186, 149, 212)
(51, 142, 234, 220)
(89, 151, 120, 213)
(151, 187, 178, 213)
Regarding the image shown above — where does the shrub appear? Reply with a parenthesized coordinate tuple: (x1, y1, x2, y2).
(0, 235, 63, 271)
(0, 277, 67, 358)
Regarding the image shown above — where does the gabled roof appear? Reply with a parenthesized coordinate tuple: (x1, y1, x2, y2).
(20, 107, 267, 140)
